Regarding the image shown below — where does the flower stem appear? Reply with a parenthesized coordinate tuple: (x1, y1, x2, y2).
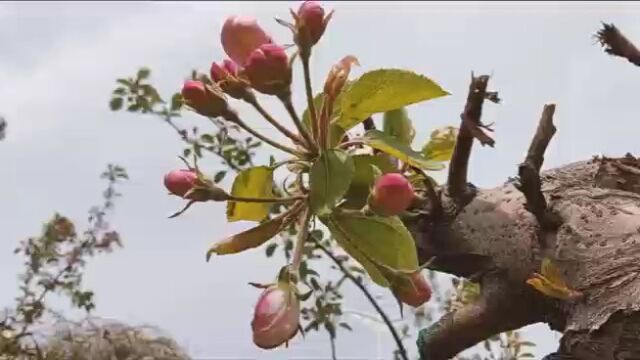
(278, 92, 318, 154)
(228, 195, 306, 203)
(338, 139, 365, 149)
(244, 93, 306, 148)
(221, 110, 304, 157)
(312, 237, 409, 360)
(290, 207, 311, 277)
(301, 53, 319, 144)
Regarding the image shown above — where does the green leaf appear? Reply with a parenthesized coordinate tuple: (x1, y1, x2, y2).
(321, 209, 419, 287)
(363, 130, 445, 170)
(137, 67, 151, 80)
(342, 154, 397, 209)
(170, 93, 183, 111)
(109, 97, 123, 111)
(116, 78, 133, 87)
(265, 242, 278, 257)
(207, 213, 292, 259)
(422, 126, 458, 162)
(200, 134, 214, 143)
(214, 171, 226, 183)
(336, 69, 449, 131)
(383, 107, 415, 146)
(309, 149, 354, 216)
(227, 166, 274, 222)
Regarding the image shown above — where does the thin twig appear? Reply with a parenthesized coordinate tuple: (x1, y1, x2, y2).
(221, 111, 304, 157)
(516, 104, 561, 232)
(278, 93, 318, 153)
(228, 195, 306, 203)
(312, 238, 409, 360)
(338, 139, 365, 149)
(329, 331, 338, 360)
(244, 94, 305, 147)
(291, 207, 311, 273)
(596, 22, 640, 67)
(447, 74, 494, 202)
(160, 113, 248, 172)
(301, 54, 320, 143)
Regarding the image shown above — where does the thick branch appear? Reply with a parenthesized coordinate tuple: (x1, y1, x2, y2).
(596, 23, 640, 67)
(417, 274, 543, 360)
(447, 74, 496, 202)
(516, 104, 561, 231)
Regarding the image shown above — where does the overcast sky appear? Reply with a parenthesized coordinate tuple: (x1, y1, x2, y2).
(2, 1, 640, 359)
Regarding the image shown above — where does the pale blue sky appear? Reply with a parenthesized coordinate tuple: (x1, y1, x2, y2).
(2, 1, 640, 359)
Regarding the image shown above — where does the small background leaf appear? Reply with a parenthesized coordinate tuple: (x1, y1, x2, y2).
(310, 149, 354, 216)
(322, 210, 419, 287)
(383, 107, 415, 146)
(336, 69, 449, 131)
(227, 166, 274, 222)
(422, 126, 458, 162)
(363, 130, 444, 170)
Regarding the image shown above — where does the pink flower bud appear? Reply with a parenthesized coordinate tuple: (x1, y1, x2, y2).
(164, 169, 230, 202)
(369, 173, 415, 216)
(324, 55, 359, 100)
(210, 59, 239, 82)
(244, 44, 292, 96)
(296, 1, 328, 47)
(221, 16, 273, 65)
(393, 272, 432, 308)
(181, 80, 228, 118)
(164, 169, 199, 198)
(251, 284, 300, 349)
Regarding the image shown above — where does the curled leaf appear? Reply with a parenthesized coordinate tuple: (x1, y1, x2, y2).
(422, 126, 458, 162)
(363, 130, 445, 171)
(526, 258, 583, 301)
(207, 205, 301, 259)
(324, 56, 360, 101)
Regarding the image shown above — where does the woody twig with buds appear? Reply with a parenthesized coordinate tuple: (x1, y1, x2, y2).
(163, 1, 452, 357)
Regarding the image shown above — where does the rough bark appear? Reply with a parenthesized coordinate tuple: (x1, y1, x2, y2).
(404, 70, 640, 359)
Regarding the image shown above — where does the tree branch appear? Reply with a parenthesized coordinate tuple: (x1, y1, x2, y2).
(417, 274, 543, 360)
(447, 74, 496, 202)
(596, 22, 640, 67)
(516, 104, 561, 231)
